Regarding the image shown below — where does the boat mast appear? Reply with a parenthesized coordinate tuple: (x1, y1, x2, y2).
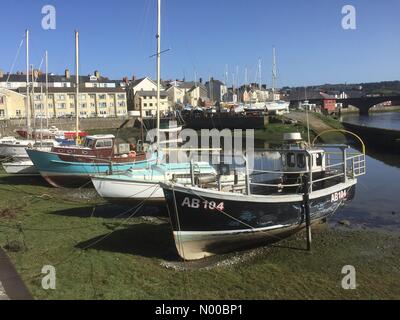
(45, 50, 49, 128)
(75, 30, 80, 145)
(272, 47, 277, 101)
(25, 29, 31, 138)
(156, 0, 161, 147)
(31, 64, 35, 138)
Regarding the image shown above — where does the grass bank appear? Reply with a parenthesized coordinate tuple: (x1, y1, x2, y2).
(0, 172, 399, 300)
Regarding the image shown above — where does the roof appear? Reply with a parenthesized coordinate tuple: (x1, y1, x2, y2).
(205, 79, 225, 86)
(288, 90, 336, 101)
(17, 87, 126, 94)
(0, 73, 125, 85)
(86, 134, 115, 140)
(187, 84, 207, 94)
(129, 77, 163, 89)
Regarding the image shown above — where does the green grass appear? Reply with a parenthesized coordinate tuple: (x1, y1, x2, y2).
(0, 171, 400, 300)
(253, 123, 316, 143)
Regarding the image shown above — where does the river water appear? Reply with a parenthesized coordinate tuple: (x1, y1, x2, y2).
(341, 111, 400, 130)
(332, 112, 400, 232)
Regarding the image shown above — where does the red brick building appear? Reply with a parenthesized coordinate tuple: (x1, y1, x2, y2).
(320, 93, 336, 114)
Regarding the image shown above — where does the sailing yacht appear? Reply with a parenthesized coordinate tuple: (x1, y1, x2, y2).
(27, 31, 155, 186)
(0, 30, 60, 163)
(264, 47, 290, 114)
(91, 0, 216, 204)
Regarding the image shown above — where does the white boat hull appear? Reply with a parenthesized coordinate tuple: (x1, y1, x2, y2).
(0, 143, 32, 158)
(92, 177, 165, 204)
(2, 161, 38, 174)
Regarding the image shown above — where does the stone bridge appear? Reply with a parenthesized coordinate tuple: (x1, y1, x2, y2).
(291, 96, 400, 115)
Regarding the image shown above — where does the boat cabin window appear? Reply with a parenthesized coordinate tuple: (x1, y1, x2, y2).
(95, 139, 113, 149)
(286, 153, 296, 168)
(297, 153, 306, 168)
(83, 139, 95, 149)
(281, 154, 287, 166)
(315, 153, 323, 167)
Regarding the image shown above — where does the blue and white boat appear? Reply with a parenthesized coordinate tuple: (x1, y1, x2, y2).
(26, 134, 158, 188)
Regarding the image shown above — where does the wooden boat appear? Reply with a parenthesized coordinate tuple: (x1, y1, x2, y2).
(26, 134, 156, 187)
(161, 133, 366, 260)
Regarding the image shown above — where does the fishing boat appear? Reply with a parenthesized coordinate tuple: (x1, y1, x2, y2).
(161, 133, 366, 260)
(26, 134, 156, 187)
(91, 0, 218, 204)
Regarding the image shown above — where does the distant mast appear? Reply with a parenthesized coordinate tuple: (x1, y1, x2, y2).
(25, 29, 31, 137)
(272, 47, 277, 101)
(75, 30, 80, 145)
(45, 50, 49, 127)
(156, 0, 161, 147)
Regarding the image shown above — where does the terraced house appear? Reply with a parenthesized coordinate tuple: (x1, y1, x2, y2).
(0, 69, 128, 119)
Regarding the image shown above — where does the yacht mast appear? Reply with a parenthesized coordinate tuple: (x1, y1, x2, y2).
(25, 29, 31, 137)
(272, 47, 277, 101)
(45, 50, 49, 127)
(156, 0, 161, 146)
(75, 30, 80, 145)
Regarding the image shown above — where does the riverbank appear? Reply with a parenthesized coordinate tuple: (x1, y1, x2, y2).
(1, 115, 399, 300)
(0, 174, 399, 299)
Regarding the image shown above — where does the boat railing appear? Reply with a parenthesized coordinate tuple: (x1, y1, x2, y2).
(187, 148, 366, 195)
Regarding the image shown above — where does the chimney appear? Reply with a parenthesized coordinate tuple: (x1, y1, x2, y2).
(132, 75, 136, 81)
(123, 77, 128, 84)
(0, 70, 3, 78)
(65, 69, 70, 79)
(95, 70, 100, 79)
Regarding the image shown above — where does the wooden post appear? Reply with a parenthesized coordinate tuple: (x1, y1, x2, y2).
(303, 176, 312, 251)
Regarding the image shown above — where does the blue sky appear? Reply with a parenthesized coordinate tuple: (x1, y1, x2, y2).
(0, 0, 399, 87)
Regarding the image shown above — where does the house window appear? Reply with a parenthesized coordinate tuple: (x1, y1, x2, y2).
(0, 110, 5, 117)
(99, 102, 107, 108)
(117, 94, 125, 100)
(57, 94, 65, 100)
(99, 94, 106, 100)
(145, 110, 152, 117)
(16, 110, 22, 116)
